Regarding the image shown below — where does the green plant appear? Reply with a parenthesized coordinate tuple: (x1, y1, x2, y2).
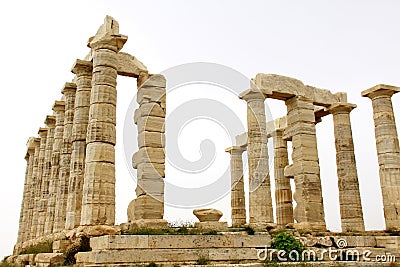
(196, 255, 210, 265)
(20, 241, 53, 254)
(202, 230, 220, 235)
(244, 226, 255, 235)
(271, 232, 304, 254)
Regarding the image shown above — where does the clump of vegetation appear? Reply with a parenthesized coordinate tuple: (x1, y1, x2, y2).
(20, 241, 53, 254)
(63, 236, 91, 265)
(195, 254, 210, 265)
(244, 226, 255, 235)
(271, 231, 304, 254)
(123, 227, 220, 236)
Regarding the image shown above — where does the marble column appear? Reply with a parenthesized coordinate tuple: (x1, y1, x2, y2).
(362, 85, 400, 230)
(44, 101, 65, 234)
(80, 29, 127, 226)
(53, 83, 77, 232)
(17, 138, 36, 243)
(239, 88, 273, 226)
(329, 103, 365, 232)
(272, 129, 294, 226)
(131, 74, 167, 224)
(225, 146, 247, 227)
(32, 128, 48, 238)
(283, 96, 326, 231)
(66, 59, 92, 229)
(37, 115, 56, 236)
(27, 138, 40, 240)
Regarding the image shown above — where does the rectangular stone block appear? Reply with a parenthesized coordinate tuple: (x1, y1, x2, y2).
(86, 142, 115, 164)
(137, 116, 165, 133)
(137, 163, 165, 178)
(136, 177, 164, 195)
(138, 131, 165, 148)
(132, 147, 165, 168)
(134, 103, 165, 124)
(137, 87, 166, 104)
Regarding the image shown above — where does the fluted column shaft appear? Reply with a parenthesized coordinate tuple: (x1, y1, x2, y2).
(44, 101, 65, 234)
(273, 129, 293, 226)
(66, 60, 93, 229)
(225, 146, 247, 227)
(27, 138, 40, 240)
(81, 32, 127, 226)
(239, 89, 273, 226)
(329, 103, 364, 232)
(283, 96, 326, 231)
(32, 128, 48, 238)
(362, 85, 400, 229)
(53, 83, 77, 232)
(37, 116, 56, 236)
(17, 138, 36, 243)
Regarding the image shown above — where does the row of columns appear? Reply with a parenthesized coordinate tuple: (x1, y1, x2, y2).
(227, 88, 372, 231)
(16, 31, 128, 244)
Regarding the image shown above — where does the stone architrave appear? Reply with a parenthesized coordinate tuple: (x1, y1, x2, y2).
(32, 128, 48, 238)
(272, 129, 294, 226)
(362, 85, 400, 230)
(53, 83, 77, 232)
(283, 96, 326, 231)
(37, 115, 56, 237)
(130, 74, 167, 225)
(44, 101, 65, 234)
(26, 138, 40, 240)
(81, 16, 127, 226)
(239, 88, 273, 227)
(17, 138, 36, 243)
(225, 146, 247, 227)
(66, 59, 93, 230)
(329, 103, 365, 232)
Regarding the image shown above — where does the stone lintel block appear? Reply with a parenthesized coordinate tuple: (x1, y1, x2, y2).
(137, 116, 165, 133)
(137, 163, 165, 178)
(116, 52, 148, 78)
(137, 87, 166, 104)
(134, 103, 165, 124)
(254, 73, 305, 100)
(362, 84, 400, 99)
(61, 82, 77, 94)
(138, 131, 165, 148)
(132, 148, 165, 169)
(52, 101, 66, 112)
(194, 221, 228, 230)
(86, 142, 115, 164)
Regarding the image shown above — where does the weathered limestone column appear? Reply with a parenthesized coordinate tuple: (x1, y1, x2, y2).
(32, 128, 48, 238)
(362, 85, 400, 229)
(17, 138, 36, 243)
(53, 83, 77, 232)
(66, 59, 93, 229)
(225, 146, 247, 227)
(37, 115, 56, 236)
(129, 74, 167, 227)
(328, 103, 365, 232)
(27, 138, 40, 240)
(284, 96, 326, 231)
(239, 88, 273, 226)
(272, 129, 294, 226)
(80, 21, 127, 226)
(44, 101, 65, 234)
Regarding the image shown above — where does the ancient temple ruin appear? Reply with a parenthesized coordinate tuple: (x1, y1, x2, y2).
(8, 16, 400, 266)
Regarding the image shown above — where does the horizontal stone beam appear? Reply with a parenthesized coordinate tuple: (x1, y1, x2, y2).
(253, 74, 347, 106)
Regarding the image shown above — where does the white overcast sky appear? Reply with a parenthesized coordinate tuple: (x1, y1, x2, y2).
(1, 0, 400, 259)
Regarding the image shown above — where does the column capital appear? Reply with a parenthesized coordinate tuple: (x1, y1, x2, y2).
(25, 137, 37, 159)
(52, 100, 65, 112)
(225, 145, 247, 155)
(239, 88, 265, 102)
(361, 84, 400, 99)
(44, 115, 56, 127)
(71, 59, 93, 75)
(38, 127, 48, 138)
(328, 102, 357, 115)
(61, 82, 77, 94)
(88, 34, 128, 52)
